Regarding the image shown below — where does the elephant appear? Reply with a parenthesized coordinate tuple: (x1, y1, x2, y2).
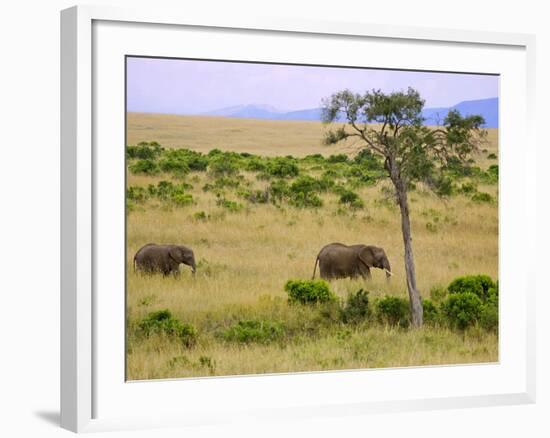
(133, 243, 196, 277)
(312, 242, 392, 280)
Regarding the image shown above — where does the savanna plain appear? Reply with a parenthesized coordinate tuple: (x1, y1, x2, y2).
(126, 113, 499, 380)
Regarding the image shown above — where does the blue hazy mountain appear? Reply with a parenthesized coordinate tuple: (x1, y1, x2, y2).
(202, 98, 498, 127)
(203, 104, 286, 119)
(421, 98, 498, 128)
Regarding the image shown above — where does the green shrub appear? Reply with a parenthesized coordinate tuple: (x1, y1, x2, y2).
(471, 192, 493, 203)
(159, 149, 208, 174)
(148, 180, 194, 207)
(290, 175, 324, 194)
(375, 296, 410, 327)
(193, 211, 209, 221)
(303, 153, 325, 163)
(222, 319, 285, 344)
(244, 157, 267, 172)
(264, 157, 299, 178)
(129, 159, 159, 175)
(171, 192, 194, 206)
(340, 289, 370, 324)
(353, 149, 384, 170)
(480, 281, 499, 331)
(479, 164, 498, 184)
(345, 164, 380, 185)
(327, 153, 349, 163)
(268, 179, 289, 201)
(126, 141, 163, 160)
(209, 154, 240, 176)
(422, 299, 440, 325)
(448, 275, 495, 301)
(458, 182, 477, 194)
(138, 310, 197, 347)
(288, 191, 323, 208)
(433, 175, 455, 197)
(216, 197, 244, 212)
(487, 153, 497, 159)
(339, 190, 364, 209)
(442, 292, 482, 330)
(479, 302, 498, 331)
(126, 186, 149, 203)
(285, 279, 336, 305)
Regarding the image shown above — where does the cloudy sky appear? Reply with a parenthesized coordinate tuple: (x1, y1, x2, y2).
(126, 57, 499, 114)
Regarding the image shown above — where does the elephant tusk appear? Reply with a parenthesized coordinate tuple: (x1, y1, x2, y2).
(384, 269, 393, 276)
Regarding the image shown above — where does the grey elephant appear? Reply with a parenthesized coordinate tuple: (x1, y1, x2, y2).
(312, 242, 392, 280)
(133, 243, 196, 276)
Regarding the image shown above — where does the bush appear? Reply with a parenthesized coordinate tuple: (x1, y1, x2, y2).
(268, 179, 289, 201)
(209, 154, 240, 176)
(138, 310, 197, 347)
(159, 149, 208, 174)
(345, 164, 381, 185)
(148, 180, 194, 207)
(339, 190, 364, 209)
(285, 279, 336, 305)
(433, 175, 455, 197)
(442, 292, 482, 330)
(222, 320, 285, 344)
(126, 186, 149, 203)
(202, 176, 244, 192)
(487, 153, 497, 159)
(375, 296, 410, 327)
(264, 157, 299, 178)
(479, 302, 498, 331)
(340, 289, 370, 324)
(458, 182, 477, 194)
(126, 141, 163, 160)
(478, 165, 498, 184)
(353, 149, 384, 171)
(448, 275, 495, 301)
(244, 157, 267, 172)
(216, 197, 244, 212)
(422, 299, 440, 325)
(327, 153, 349, 163)
(471, 192, 493, 203)
(290, 175, 323, 194)
(288, 191, 323, 208)
(480, 281, 498, 331)
(129, 159, 159, 175)
(193, 211, 209, 221)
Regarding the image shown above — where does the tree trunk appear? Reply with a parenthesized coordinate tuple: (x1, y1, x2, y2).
(390, 164, 423, 327)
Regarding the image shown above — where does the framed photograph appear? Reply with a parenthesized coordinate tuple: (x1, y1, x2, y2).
(61, 5, 536, 433)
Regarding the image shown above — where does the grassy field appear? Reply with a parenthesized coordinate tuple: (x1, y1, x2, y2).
(126, 113, 499, 380)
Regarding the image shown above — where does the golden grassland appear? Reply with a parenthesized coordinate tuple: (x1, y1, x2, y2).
(126, 114, 499, 380)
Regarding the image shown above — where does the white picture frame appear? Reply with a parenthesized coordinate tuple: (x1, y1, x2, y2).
(60, 4, 536, 433)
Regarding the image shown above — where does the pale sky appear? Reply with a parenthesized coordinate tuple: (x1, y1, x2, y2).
(126, 57, 499, 114)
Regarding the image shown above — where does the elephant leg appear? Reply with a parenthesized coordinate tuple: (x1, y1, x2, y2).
(359, 265, 371, 280)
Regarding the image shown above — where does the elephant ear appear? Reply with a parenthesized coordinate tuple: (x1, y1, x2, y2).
(168, 247, 182, 264)
(358, 247, 373, 268)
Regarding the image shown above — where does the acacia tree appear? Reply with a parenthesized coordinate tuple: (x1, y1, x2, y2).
(322, 87, 486, 327)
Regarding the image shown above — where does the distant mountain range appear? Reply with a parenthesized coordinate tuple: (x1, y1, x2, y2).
(202, 97, 498, 128)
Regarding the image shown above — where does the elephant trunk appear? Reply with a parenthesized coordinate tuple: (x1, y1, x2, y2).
(383, 258, 392, 279)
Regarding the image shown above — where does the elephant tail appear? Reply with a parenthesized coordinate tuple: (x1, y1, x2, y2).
(311, 256, 319, 280)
